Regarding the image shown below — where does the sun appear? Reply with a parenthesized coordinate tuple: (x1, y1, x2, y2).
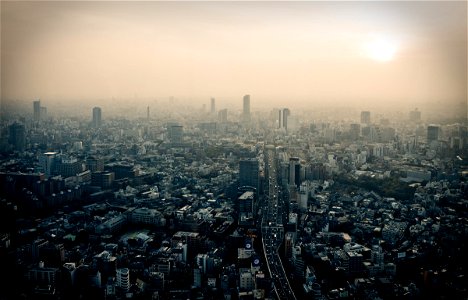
(365, 37, 398, 62)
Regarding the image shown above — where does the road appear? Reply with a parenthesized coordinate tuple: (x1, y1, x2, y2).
(261, 146, 297, 300)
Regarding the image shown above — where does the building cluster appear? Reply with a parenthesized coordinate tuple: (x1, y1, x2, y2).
(0, 98, 466, 299)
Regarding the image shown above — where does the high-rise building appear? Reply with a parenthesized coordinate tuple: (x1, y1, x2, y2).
(238, 191, 254, 226)
(427, 125, 440, 143)
(278, 108, 290, 130)
(116, 268, 130, 291)
(218, 109, 228, 123)
(168, 124, 183, 145)
(239, 158, 259, 190)
(360, 111, 371, 124)
(33, 100, 41, 121)
(147, 106, 150, 121)
(210, 97, 216, 114)
(243, 95, 251, 122)
(8, 122, 26, 151)
(39, 152, 58, 177)
(92, 107, 102, 128)
(289, 157, 301, 187)
(350, 123, 361, 140)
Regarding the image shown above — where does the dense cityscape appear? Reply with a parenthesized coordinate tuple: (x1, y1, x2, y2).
(0, 96, 466, 299)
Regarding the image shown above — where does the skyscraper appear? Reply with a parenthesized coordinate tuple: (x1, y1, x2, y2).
(33, 100, 41, 121)
(92, 107, 102, 128)
(147, 106, 150, 121)
(361, 111, 371, 124)
(218, 109, 228, 123)
(243, 95, 251, 122)
(210, 98, 216, 114)
(168, 124, 183, 145)
(239, 158, 259, 191)
(278, 108, 290, 130)
(289, 157, 301, 187)
(39, 152, 58, 177)
(427, 125, 440, 143)
(8, 122, 26, 151)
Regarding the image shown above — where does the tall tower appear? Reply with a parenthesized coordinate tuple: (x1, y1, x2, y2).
(239, 158, 259, 191)
(427, 125, 440, 143)
(33, 100, 41, 121)
(210, 98, 216, 114)
(289, 157, 301, 187)
(116, 268, 130, 291)
(92, 107, 102, 128)
(360, 111, 371, 124)
(147, 106, 150, 121)
(218, 109, 228, 123)
(8, 123, 26, 151)
(243, 95, 251, 122)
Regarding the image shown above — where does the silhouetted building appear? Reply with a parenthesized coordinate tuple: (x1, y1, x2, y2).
(8, 122, 26, 151)
(289, 157, 301, 187)
(239, 158, 259, 191)
(211, 97, 216, 114)
(218, 109, 228, 123)
(39, 152, 58, 177)
(33, 100, 41, 122)
(92, 107, 102, 128)
(243, 94, 251, 122)
(427, 125, 440, 143)
(278, 108, 290, 130)
(168, 124, 183, 145)
(238, 191, 254, 226)
(361, 111, 371, 124)
(350, 123, 361, 140)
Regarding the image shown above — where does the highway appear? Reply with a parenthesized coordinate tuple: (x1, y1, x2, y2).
(261, 146, 297, 300)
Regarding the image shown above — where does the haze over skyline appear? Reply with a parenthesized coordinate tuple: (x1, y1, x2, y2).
(1, 1, 467, 115)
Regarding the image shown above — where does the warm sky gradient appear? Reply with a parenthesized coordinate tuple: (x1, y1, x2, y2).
(1, 1, 467, 112)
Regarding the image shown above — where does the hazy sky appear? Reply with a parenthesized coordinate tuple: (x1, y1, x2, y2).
(1, 1, 467, 112)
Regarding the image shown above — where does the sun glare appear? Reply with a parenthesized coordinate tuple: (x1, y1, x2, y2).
(365, 37, 398, 62)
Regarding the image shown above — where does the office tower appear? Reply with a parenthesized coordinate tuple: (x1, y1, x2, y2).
(284, 232, 294, 258)
(8, 122, 26, 151)
(239, 158, 259, 190)
(289, 157, 301, 187)
(168, 124, 183, 145)
(409, 108, 421, 122)
(39, 152, 58, 177)
(147, 106, 150, 120)
(218, 109, 228, 123)
(238, 191, 254, 226)
(427, 125, 440, 143)
(278, 108, 290, 130)
(92, 107, 102, 128)
(360, 111, 371, 124)
(116, 268, 130, 291)
(243, 94, 251, 122)
(210, 97, 216, 114)
(350, 123, 361, 140)
(33, 100, 41, 121)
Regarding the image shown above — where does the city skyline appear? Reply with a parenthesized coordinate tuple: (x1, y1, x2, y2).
(1, 1, 466, 118)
